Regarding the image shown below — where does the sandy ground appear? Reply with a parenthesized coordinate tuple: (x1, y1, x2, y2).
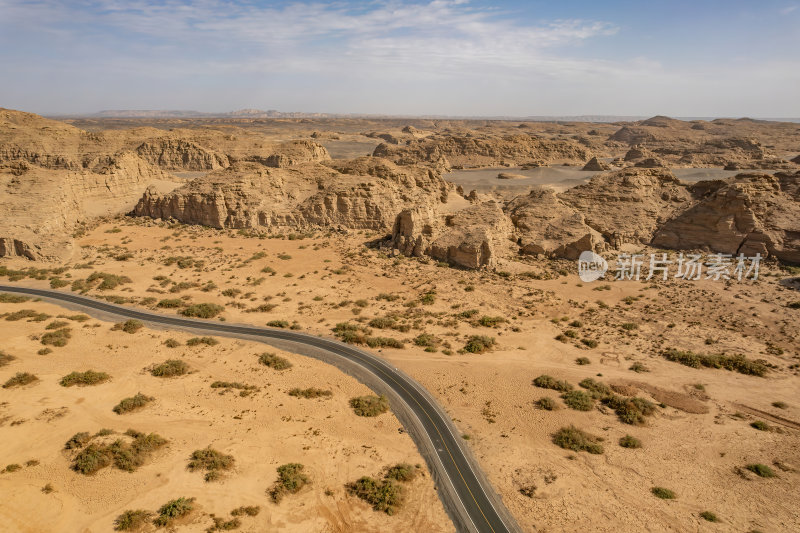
(1, 218, 799, 532)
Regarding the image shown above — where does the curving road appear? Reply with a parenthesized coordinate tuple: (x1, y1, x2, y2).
(0, 285, 520, 533)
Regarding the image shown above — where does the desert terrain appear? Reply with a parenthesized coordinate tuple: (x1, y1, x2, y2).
(1, 109, 799, 532)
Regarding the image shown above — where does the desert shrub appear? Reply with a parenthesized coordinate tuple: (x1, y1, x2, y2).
(151, 359, 189, 377)
(267, 320, 290, 328)
(745, 463, 776, 478)
(153, 497, 195, 527)
(45, 320, 70, 330)
(0, 293, 30, 303)
(37, 348, 52, 355)
(0, 351, 16, 367)
(385, 463, 417, 482)
(651, 487, 676, 499)
(365, 336, 404, 349)
(164, 338, 181, 348)
(533, 375, 573, 392)
(350, 395, 389, 417)
(245, 303, 277, 313)
(269, 463, 309, 502)
(552, 426, 604, 454)
(186, 336, 218, 346)
(112, 319, 144, 334)
(207, 517, 241, 531)
(113, 393, 155, 414)
(561, 390, 595, 411)
(3, 372, 39, 388)
(41, 328, 72, 347)
(478, 316, 505, 327)
(211, 381, 259, 395)
(230, 506, 260, 517)
(60, 370, 110, 387)
(619, 435, 642, 448)
(157, 298, 183, 308)
(536, 397, 558, 410)
(699, 511, 720, 522)
(750, 421, 771, 431)
(603, 395, 656, 425)
(86, 272, 132, 291)
(41, 483, 54, 493)
(629, 362, 649, 373)
(180, 303, 225, 319)
(288, 388, 332, 399)
(420, 291, 436, 305)
(772, 401, 788, 409)
(580, 338, 599, 348)
(188, 448, 235, 481)
(259, 352, 292, 370)
(346, 476, 404, 515)
(5, 309, 50, 322)
(413, 333, 438, 347)
(72, 444, 113, 474)
(463, 335, 495, 354)
(114, 510, 152, 531)
(662, 348, 767, 376)
(369, 317, 396, 329)
(575, 357, 591, 365)
(65, 432, 92, 450)
(578, 378, 612, 399)
(621, 322, 638, 330)
(3, 463, 21, 473)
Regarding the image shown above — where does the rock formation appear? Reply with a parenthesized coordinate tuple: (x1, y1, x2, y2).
(582, 157, 612, 171)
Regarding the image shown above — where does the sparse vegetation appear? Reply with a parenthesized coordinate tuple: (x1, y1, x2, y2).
(230, 506, 260, 517)
(575, 356, 591, 365)
(603, 395, 656, 425)
(186, 336, 218, 346)
(113, 393, 155, 414)
(188, 448, 235, 481)
(533, 375, 573, 392)
(180, 303, 225, 319)
(0, 351, 16, 367)
(157, 298, 183, 308)
(269, 463, 309, 502)
(745, 463, 776, 478)
(536, 397, 558, 410)
(619, 435, 642, 448)
(114, 510, 152, 531)
(259, 352, 292, 370)
(700, 511, 720, 522)
(112, 319, 144, 334)
(153, 497, 195, 527)
(288, 387, 333, 399)
(3, 372, 38, 388)
(151, 359, 189, 377)
(662, 348, 767, 376)
(0, 293, 30, 303)
(462, 335, 496, 354)
(350, 394, 389, 417)
(60, 370, 110, 387)
(651, 487, 676, 499)
(561, 390, 595, 411)
(71, 430, 167, 474)
(41, 328, 72, 347)
(552, 426, 604, 454)
(750, 420, 771, 431)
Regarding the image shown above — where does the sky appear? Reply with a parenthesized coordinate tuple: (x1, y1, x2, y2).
(1, 0, 799, 117)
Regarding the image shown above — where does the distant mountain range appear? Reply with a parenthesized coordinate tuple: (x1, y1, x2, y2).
(50, 109, 800, 123)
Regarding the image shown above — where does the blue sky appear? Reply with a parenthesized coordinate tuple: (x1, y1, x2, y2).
(1, 0, 798, 116)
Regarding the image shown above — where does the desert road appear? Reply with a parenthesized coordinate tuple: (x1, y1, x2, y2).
(0, 285, 520, 533)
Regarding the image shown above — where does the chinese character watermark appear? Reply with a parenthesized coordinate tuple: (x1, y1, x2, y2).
(578, 252, 760, 282)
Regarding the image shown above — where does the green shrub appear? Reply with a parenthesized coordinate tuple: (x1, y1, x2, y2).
(45, 320, 69, 330)
(463, 335, 496, 354)
(151, 359, 189, 377)
(259, 352, 292, 370)
(180, 303, 225, 319)
(601, 395, 656, 425)
(662, 348, 767, 376)
(230, 506, 260, 517)
(575, 357, 591, 365)
(5, 309, 50, 322)
(552, 426, 604, 454)
(619, 435, 642, 448)
(561, 390, 595, 411)
(164, 338, 180, 348)
(186, 336, 218, 346)
(578, 378, 612, 399)
(750, 420, 771, 431)
(745, 463, 776, 478)
(157, 298, 183, 308)
(536, 397, 558, 410)
(365, 336, 405, 349)
(350, 395, 389, 417)
(2, 372, 39, 388)
(41, 328, 72, 347)
(580, 338, 599, 348)
(269, 463, 309, 502)
(188, 448, 235, 481)
(86, 272, 132, 291)
(699, 511, 720, 522)
(267, 320, 290, 328)
(72, 444, 113, 474)
(533, 375, 573, 392)
(629, 362, 649, 373)
(113, 393, 155, 414)
(112, 319, 144, 334)
(65, 432, 92, 450)
(478, 316, 505, 327)
(413, 333, 438, 347)
(60, 370, 110, 387)
(153, 497, 195, 527)
(3, 463, 21, 473)
(114, 510, 152, 531)
(0, 293, 30, 303)
(385, 463, 417, 482)
(0, 351, 17, 367)
(346, 476, 405, 515)
(651, 487, 676, 499)
(288, 388, 333, 399)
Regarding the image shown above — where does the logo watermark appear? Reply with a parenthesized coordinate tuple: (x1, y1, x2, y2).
(577, 252, 761, 282)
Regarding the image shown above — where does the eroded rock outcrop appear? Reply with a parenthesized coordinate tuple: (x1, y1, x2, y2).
(582, 157, 611, 171)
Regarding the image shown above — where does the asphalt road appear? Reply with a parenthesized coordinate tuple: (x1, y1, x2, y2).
(0, 285, 520, 533)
